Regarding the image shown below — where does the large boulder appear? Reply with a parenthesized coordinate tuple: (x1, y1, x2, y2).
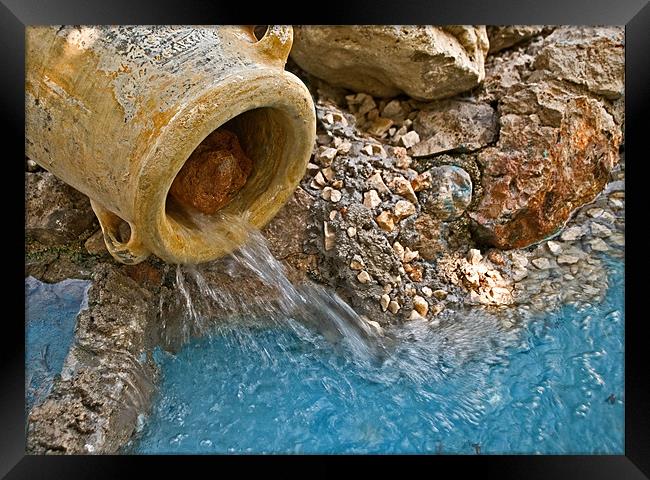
(468, 26, 624, 249)
(470, 97, 620, 249)
(290, 25, 489, 101)
(532, 26, 624, 99)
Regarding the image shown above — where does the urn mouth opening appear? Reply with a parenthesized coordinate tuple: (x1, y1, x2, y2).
(162, 106, 298, 261)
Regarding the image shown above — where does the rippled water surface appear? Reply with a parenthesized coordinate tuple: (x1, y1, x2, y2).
(131, 256, 624, 454)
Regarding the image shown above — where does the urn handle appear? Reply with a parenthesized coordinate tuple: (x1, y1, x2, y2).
(252, 25, 293, 66)
(90, 200, 151, 265)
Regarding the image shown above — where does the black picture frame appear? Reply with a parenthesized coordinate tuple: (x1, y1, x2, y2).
(4, 0, 648, 477)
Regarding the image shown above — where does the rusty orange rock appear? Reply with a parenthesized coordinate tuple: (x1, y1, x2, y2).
(470, 97, 621, 249)
(169, 129, 253, 215)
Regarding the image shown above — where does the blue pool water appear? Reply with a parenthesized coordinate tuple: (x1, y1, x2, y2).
(131, 257, 624, 454)
(25, 277, 91, 413)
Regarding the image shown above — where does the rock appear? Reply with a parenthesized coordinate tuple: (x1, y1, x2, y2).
(368, 117, 394, 136)
(591, 222, 613, 237)
(404, 263, 423, 282)
(410, 100, 498, 157)
(490, 286, 514, 305)
(547, 240, 562, 255)
(382, 100, 403, 119)
(318, 147, 338, 164)
(533, 27, 624, 99)
(322, 167, 335, 182)
(394, 200, 416, 220)
(470, 97, 621, 249)
(26, 158, 41, 172)
(411, 172, 432, 192)
(590, 238, 609, 252)
(363, 190, 382, 209)
(84, 229, 108, 256)
(557, 254, 580, 265)
(362, 143, 387, 157)
(510, 252, 529, 268)
(27, 264, 157, 454)
(419, 166, 472, 221)
(610, 233, 624, 246)
(321, 186, 334, 200)
(312, 171, 327, 188)
(392, 176, 418, 203)
(487, 26, 547, 53)
(347, 226, 357, 237)
(400, 131, 421, 149)
(323, 221, 336, 251)
(467, 249, 483, 265)
(393, 147, 412, 169)
(365, 318, 384, 335)
(561, 226, 584, 241)
(169, 129, 252, 215)
(380, 294, 390, 312)
(367, 172, 390, 194)
(532, 257, 551, 269)
(350, 255, 365, 270)
(388, 300, 401, 314)
(587, 207, 605, 218)
(487, 250, 505, 265)
(26, 172, 97, 245)
(413, 295, 429, 316)
(430, 303, 445, 316)
(291, 26, 489, 101)
(393, 241, 405, 261)
(433, 289, 448, 300)
(357, 270, 372, 284)
(512, 268, 528, 281)
(376, 211, 396, 232)
(421, 286, 433, 297)
(403, 248, 419, 263)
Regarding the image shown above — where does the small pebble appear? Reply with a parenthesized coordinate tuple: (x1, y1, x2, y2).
(363, 190, 382, 209)
(413, 295, 429, 316)
(394, 200, 416, 219)
(532, 257, 551, 269)
(388, 300, 400, 314)
(350, 255, 365, 270)
(547, 240, 562, 255)
(467, 249, 482, 265)
(357, 270, 372, 284)
(400, 131, 420, 149)
(380, 294, 390, 312)
(376, 211, 396, 231)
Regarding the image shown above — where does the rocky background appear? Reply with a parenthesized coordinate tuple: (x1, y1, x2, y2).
(25, 25, 625, 453)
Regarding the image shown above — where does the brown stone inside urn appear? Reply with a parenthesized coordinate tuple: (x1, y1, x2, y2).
(169, 129, 253, 215)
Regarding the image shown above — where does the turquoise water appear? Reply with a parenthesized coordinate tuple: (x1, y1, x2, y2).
(131, 258, 624, 454)
(25, 277, 91, 413)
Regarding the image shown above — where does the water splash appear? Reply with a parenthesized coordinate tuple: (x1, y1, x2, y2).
(161, 219, 385, 365)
